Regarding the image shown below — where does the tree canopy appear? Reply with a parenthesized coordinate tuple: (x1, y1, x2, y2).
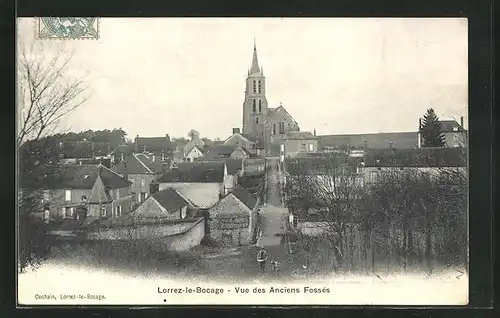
(420, 108, 445, 147)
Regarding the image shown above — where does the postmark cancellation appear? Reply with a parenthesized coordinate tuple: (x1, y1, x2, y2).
(36, 17, 99, 40)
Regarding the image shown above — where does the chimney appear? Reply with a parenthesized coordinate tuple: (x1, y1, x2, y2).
(364, 139, 368, 150)
(161, 149, 165, 162)
(313, 129, 316, 136)
(389, 141, 393, 149)
(460, 116, 464, 128)
(232, 128, 240, 134)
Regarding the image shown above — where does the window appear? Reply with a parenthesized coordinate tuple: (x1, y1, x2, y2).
(280, 144, 285, 152)
(65, 207, 73, 218)
(141, 179, 145, 188)
(258, 100, 262, 112)
(273, 123, 276, 135)
(252, 99, 256, 112)
(370, 171, 379, 183)
(308, 143, 314, 152)
(65, 190, 71, 202)
(452, 126, 458, 132)
(115, 205, 122, 217)
(279, 122, 285, 134)
(253, 80, 256, 93)
(101, 205, 107, 217)
(258, 80, 261, 93)
(256, 117, 259, 124)
(137, 193, 141, 202)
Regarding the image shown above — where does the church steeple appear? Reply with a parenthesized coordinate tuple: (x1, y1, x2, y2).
(250, 38, 260, 74)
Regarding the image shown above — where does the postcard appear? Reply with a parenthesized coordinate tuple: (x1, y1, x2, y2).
(17, 17, 468, 306)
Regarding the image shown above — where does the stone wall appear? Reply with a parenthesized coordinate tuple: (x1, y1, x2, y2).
(86, 217, 205, 252)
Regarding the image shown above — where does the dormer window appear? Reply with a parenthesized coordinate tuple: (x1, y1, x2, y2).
(453, 126, 459, 132)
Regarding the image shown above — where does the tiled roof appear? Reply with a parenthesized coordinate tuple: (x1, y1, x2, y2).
(203, 145, 239, 160)
(225, 159, 243, 175)
(50, 164, 132, 189)
(186, 145, 204, 156)
(112, 153, 154, 175)
(135, 135, 172, 154)
(363, 147, 467, 167)
(156, 161, 225, 183)
(439, 120, 466, 133)
(134, 153, 164, 174)
(184, 138, 205, 154)
(224, 132, 254, 145)
(151, 188, 190, 212)
(230, 185, 258, 210)
(263, 106, 299, 126)
(112, 144, 134, 158)
(209, 194, 251, 223)
(318, 132, 419, 150)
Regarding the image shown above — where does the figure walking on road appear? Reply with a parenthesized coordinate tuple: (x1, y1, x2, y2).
(257, 247, 268, 272)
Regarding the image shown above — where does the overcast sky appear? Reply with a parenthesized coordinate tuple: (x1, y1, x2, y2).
(17, 18, 468, 140)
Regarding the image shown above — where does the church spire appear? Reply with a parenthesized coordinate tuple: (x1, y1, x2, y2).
(250, 38, 260, 74)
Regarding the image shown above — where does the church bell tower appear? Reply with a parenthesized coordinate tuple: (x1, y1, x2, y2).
(242, 39, 268, 144)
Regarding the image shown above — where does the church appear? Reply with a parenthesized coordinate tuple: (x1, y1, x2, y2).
(241, 41, 301, 154)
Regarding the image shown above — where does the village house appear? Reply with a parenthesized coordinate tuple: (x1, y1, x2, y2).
(184, 136, 205, 159)
(279, 131, 319, 161)
(184, 145, 204, 162)
(362, 147, 467, 184)
(134, 134, 173, 164)
(41, 164, 133, 221)
(203, 144, 251, 160)
(242, 158, 266, 177)
(153, 161, 231, 210)
(208, 185, 260, 246)
(224, 128, 257, 154)
(417, 117, 467, 148)
(131, 188, 194, 219)
(111, 144, 134, 163)
(112, 153, 165, 208)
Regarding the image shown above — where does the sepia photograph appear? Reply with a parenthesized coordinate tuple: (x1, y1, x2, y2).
(17, 17, 468, 305)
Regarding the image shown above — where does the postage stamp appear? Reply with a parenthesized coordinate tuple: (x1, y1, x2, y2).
(36, 17, 99, 40)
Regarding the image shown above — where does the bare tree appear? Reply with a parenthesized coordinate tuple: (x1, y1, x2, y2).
(17, 41, 89, 146)
(284, 153, 364, 271)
